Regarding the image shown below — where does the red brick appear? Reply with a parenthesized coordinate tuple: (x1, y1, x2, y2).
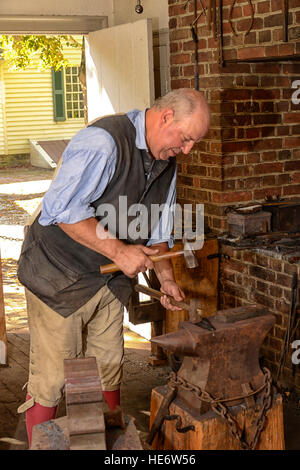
(254, 138, 283, 151)
(254, 63, 281, 74)
(244, 31, 257, 45)
(246, 153, 260, 164)
(237, 46, 265, 60)
(270, 258, 282, 272)
(284, 137, 300, 148)
(283, 184, 300, 195)
(257, 1, 270, 14)
(169, 4, 185, 16)
(169, 17, 177, 29)
(244, 177, 261, 188)
(272, 28, 283, 42)
(277, 174, 290, 185)
(252, 89, 280, 100)
(253, 114, 280, 125)
(277, 126, 290, 137)
(276, 273, 293, 288)
(170, 53, 191, 65)
(271, 0, 282, 11)
(283, 113, 300, 124)
(170, 29, 190, 41)
(171, 78, 191, 89)
(260, 77, 275, 89)
(278, 43, 296, 57)
(246, 128, 260, 139)
(254, 187, 283, 199)
(264, 13, 283, 27)
(212, 191, 252, 203)
(262, 151, 276, 161)
(261, 127, 275, 138)
(223, 141, 253, 153)
(259, 30, 271, 43)
(292, 173, 300, 183)
(254, 162, 283, 175)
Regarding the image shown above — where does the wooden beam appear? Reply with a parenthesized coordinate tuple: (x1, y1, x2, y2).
(0, 247, 7, 365)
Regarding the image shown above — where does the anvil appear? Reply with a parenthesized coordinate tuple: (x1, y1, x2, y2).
(151, 306, 275, 414)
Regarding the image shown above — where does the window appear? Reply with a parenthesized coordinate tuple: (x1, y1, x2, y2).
(52, 66, 84, 121)
(65, 66, 84, 119)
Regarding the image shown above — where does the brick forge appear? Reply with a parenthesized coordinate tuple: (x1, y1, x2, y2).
(219, 243, 300, 389)
(168, 0, 300, 389)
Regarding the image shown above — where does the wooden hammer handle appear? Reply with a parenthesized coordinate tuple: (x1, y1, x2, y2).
(99, 250, 184, 274)
(134, 284, 189, 310)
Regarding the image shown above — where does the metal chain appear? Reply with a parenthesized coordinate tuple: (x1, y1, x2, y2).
(0, 235, 23, 242)
(168, 367, 273, 450)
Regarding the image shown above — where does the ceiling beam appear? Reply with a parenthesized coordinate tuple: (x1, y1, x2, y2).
(0, 15, 108, 34)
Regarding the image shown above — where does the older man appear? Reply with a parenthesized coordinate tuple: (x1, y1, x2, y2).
(17, 88, 210, 447)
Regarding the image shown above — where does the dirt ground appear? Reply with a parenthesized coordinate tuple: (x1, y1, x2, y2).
(0, 165, 299, 451)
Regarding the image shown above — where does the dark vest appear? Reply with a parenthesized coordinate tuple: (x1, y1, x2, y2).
(17, 114, 176, 317)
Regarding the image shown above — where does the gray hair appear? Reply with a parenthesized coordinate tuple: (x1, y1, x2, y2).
(152, 88, 206, 121)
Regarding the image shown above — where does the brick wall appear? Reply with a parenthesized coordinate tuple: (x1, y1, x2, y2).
(169, 0, 300, 233)
(220, 243, 300, 389)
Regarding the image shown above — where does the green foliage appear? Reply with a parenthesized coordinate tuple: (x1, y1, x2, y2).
(0, 35, 82, 71)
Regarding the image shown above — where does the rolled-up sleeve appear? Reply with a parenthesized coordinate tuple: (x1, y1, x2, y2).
(39, 127, 117, 226)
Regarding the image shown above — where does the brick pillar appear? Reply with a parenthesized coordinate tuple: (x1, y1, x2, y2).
(169, 0, 300, 233)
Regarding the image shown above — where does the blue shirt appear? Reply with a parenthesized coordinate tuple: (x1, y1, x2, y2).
(39, 109, 176, 247)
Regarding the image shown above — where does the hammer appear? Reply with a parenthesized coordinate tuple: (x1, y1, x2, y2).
(99, 233, 199, 275)
(134, 284, 215, 331)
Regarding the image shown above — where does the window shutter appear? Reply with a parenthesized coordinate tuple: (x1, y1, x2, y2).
(51, 68, 66, 121)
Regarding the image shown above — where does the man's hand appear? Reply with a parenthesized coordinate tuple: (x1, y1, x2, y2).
(159, 279, 185, 311)
(112, 244, 159, 278)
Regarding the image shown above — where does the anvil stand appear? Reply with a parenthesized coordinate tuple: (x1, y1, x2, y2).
(149, 306, 285, 451)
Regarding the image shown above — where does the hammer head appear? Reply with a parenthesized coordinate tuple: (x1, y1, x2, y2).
(182, 233, 199, 269)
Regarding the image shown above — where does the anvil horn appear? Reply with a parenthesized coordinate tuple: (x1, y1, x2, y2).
(150, 324, 201, 357)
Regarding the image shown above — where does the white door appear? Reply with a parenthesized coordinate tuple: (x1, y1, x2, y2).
(85, 19, 155, 122)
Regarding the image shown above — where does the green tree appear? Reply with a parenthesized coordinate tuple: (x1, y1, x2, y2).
(0, 35, 81, 71)
(0, 35, 88, 123)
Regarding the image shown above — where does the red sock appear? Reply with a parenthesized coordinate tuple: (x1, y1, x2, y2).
(102, 390, 120, 410)
(25, 394, 57, 448)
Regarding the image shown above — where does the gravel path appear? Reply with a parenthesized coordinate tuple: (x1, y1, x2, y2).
(0, 166, 54, 331)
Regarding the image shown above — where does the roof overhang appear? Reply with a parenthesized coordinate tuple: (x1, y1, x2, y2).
(0, 15, 108, 34)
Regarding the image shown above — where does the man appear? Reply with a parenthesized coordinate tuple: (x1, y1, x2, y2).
(17, 88, 210, 447)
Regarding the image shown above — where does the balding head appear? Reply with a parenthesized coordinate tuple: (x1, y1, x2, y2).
(145, 88, 210, 160)
(152, 88, 210, 135)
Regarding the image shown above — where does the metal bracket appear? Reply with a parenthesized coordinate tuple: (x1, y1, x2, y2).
(163, 414, 195, 434)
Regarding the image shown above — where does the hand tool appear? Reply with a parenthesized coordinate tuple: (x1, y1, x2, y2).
(276, 272, 298, 381)
(134, 284, 216, 331)
(100, 233, 199, 274)
(229, 0, 254, 36)
(146, 386, 177, 445)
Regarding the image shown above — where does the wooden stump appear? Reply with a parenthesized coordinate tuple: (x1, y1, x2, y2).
(150, 385, 285, 451)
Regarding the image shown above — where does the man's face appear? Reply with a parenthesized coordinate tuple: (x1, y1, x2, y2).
(149, 108, 208, 161)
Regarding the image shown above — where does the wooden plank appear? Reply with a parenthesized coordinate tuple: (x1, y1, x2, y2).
(0, 248, 8, 365)
(166, 238, 219, 333)
(31, 415, 143, 450)
(150, 386, 285, 450)
(6, 332, 29, 357)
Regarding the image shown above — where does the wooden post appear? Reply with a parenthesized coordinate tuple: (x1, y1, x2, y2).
(0, 247, 8, 365)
